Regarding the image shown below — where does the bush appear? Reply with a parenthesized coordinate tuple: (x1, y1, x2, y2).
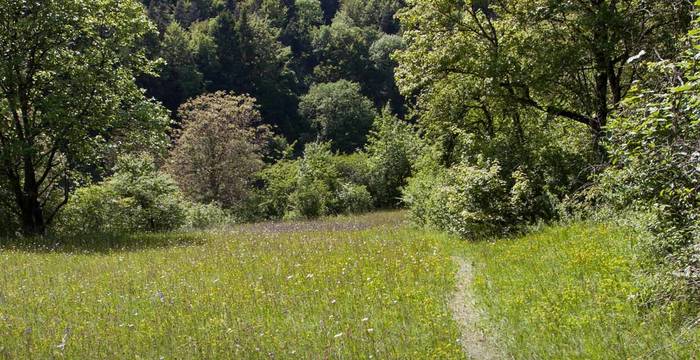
(404, 159, 511, 238)
(365, 110, 422, 207)
(287, 142, 340, 218)
(287, 179, 333, 219)
(600, 20, 700, 302)
(56, 154, 187, 236)
(337, 183, 373, 214)
(334, 152, 371, 187)
(255, 159, 300, 219)
(403, 146, 562, 239)
(183, 202, 231, 230)
(255, 142, 377, 220)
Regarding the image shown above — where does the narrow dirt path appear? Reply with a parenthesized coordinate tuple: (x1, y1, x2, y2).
(449, 256, 505, 360)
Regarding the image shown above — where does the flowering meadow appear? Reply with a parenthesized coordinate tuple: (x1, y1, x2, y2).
(0, 212, 463, 358)
(1, 212, 698, 358)
(465, 223, 700, 359)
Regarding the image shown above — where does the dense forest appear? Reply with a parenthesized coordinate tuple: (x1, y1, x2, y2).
(139, 0, 406, 141)
(1, 0, 700, 353)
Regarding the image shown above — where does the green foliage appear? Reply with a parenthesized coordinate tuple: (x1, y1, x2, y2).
(365, 110, 422, 207)
(183, 202, 232, 230)
(402, 110, 591, 238)
(337, 182, 373, 214)
(299, 80, 377, 153)
(255, 159, 301, 219)
(138, 0, 407, 141)
(334, 152, 371, 187)
(151, 21, 204, 110)
(405, 159, 515, 238)
(311, 17, 379, 86)
(396, 0, 691, 153)
(600, 12, 700, 301)
(0, 189, 19, 238)
(0, 0, 169, 235)
(286, 142, 341, 218)
(369, 33, 405, 72)
(256, 142, 377, 219)
(339, 0, 403, 33)
(57, 155, 187, 236)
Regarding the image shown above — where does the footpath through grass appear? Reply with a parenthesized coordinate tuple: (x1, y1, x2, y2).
(0, 212, 463, 359)
(2, 212, 699, 358)
(463, 223, 700, 359)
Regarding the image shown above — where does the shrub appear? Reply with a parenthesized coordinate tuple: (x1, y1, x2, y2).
(183, 202, 231, 230)
(403, 146, 561, 239)
(365, 110, 422, 207)
(287, 142, 340, 218)
(286, 179, 333, 219)
(56, 154, 187, 236)
(334, 152, 371, 187)
(255, 159, 300, 219)
(600, 19, 700, 302)
(337, 183, 373, 214)
(404, 159, 510, 238)
(255, 142, 377, 219)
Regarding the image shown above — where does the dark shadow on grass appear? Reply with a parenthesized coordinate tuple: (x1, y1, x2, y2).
(0, 232, 207, 254)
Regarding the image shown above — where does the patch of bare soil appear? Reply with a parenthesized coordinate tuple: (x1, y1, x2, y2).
(450, 256, 505, 360)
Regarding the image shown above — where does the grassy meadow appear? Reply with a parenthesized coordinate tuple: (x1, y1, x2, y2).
(463, 223, 700, 359)
(0, 212, 463, 359)
(1, 212, 698, 358)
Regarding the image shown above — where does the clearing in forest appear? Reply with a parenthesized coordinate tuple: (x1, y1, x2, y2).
(0, 212, 466, 358)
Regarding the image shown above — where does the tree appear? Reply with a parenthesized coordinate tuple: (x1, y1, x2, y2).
(0, 0, 169, 235)
(340, 0, 404, 33)
(369, 33, 406, 113)
(319, 0, 340, 24)
(166, 92, 272, 209)
(312, 15, 380, 95)
(153, 22, 204, 112)
(396, 0, 691, 158)
(602, 14, 700, 295)
(235, 10, 301, 138)
(299, 80, 377, 153)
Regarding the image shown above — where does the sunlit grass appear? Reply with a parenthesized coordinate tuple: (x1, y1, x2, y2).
(3, 213, 698, 358)
(463, 222, 700, 359)
(0, 212, 463, 358)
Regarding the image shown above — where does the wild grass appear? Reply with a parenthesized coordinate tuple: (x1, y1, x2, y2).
(3, 212, 699, 358)
(0, 211, 463, 358)
(463, 222, 700, 359)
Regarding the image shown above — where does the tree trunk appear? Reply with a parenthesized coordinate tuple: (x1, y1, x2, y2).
(18, 154, 46, 236)
(20, 197, 46, 236)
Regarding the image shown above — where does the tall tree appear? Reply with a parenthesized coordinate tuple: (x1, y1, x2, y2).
(167, 92, 272, 208)
(0, 0, 169, 235)
(145, 22, 204, 112)
(299, 80, 377, 153)
(396, 0, 691, 157)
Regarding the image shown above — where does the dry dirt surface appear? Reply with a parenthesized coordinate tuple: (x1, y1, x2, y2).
(450, 256, 506, 360)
